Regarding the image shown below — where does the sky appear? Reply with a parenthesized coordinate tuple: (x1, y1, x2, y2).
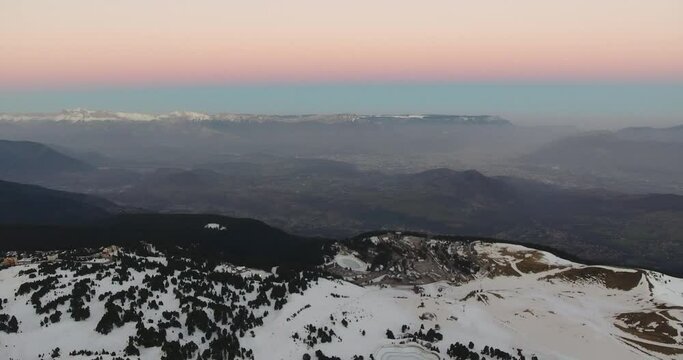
(1, 0, 682, 126)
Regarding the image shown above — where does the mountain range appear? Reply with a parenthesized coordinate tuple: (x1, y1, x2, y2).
(0, 109, 511, 125)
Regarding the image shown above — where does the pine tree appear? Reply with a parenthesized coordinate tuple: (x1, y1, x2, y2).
(124, 337, 140, 356)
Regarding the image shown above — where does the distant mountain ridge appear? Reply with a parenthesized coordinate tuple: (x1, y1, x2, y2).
(522, 132, 683, 169)
(0, 109, 512, 125)
(616, 124, 683, 143)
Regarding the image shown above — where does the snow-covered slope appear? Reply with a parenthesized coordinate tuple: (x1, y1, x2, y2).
(1, 234, 682, 360)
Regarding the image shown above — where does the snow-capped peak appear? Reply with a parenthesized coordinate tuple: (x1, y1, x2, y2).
(0, 109, 214, 122)
(164, 111, 212, 121)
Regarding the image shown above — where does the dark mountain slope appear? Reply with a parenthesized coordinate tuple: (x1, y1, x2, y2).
(0, 139, 93, 181)
(0, 213, 328, 269)
(0, 179, 116, 225)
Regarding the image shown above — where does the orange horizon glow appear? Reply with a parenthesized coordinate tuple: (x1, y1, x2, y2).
(2, 0, 682, 89)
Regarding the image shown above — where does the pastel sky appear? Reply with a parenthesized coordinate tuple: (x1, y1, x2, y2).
(1, 0, 682, 125)
(3, 0, 683, 87)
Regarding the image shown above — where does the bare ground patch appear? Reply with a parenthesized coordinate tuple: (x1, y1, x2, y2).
(515, 251, 563, 274)
(619, 336, 683, 356)
(541, 267, 642, 291)
(615, 311, 679, 345)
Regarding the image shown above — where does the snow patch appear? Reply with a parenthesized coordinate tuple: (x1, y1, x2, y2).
(204, 223, 226, 230)
(334, 254, 369, 272)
